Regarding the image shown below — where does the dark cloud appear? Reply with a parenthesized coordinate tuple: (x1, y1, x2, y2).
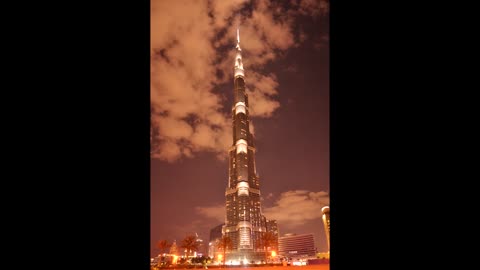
(195, 204, 225, 223)
(263, 190, 329, 228)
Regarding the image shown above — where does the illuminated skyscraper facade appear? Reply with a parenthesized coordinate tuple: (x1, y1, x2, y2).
(321, 206, 330, 252)
(222, 28, 277, 263)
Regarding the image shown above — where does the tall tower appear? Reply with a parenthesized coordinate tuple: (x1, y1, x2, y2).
(223, 28, 274, 263)
(322, 206, 330, 252)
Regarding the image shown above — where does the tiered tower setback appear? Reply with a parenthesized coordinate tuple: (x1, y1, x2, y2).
(222, 28, 277, 263)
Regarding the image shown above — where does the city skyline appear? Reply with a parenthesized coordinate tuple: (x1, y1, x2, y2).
(151, 0, 330, 258)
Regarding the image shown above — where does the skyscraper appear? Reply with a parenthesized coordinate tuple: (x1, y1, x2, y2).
(208, 223, 224, 258)
(321, 206, 330, 252)
(266, 220, 279, 252)
(222, 28, 277, 263)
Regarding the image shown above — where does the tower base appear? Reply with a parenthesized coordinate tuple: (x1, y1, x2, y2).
(225, 250, 267, 265)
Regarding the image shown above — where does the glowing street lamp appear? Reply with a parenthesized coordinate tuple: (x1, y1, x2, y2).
(271, 251, 276, 258)
(217, 254, 223, 264)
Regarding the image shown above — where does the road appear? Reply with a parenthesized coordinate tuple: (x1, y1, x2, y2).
(217, 266, 329, 270)
(168, 266, 329, 270)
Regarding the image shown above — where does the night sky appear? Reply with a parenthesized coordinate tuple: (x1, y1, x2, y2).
(151, 0, 329, 257)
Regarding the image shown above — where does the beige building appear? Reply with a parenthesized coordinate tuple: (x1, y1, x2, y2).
(278, 233, 317, 258)
(321, 206, 330, 252)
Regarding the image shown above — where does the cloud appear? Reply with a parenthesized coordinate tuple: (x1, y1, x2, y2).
(297, 0, 330, 16)
(151, 0, 329, 162)
(196, 205, 225, 223)
(173, 219, 213, 239)
(210, 0, 248, 30)
(285, 65, 298, 73)
(263, 190, 329, 228)
(246, 71, 280, 117)
(196, 190, 329, 229)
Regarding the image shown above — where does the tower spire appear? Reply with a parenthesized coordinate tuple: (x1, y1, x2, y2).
(234, 26, 244, 78)
(235, 27, 241, 51)
(237, 27, 240, 44)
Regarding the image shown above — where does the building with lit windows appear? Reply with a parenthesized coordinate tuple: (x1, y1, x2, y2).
(278, 233, 317, 258)
(266, 220, 279, 251)
(221, 28, 278, 263)
(209, 223, 224, 258)
(195, 234, 206, 257)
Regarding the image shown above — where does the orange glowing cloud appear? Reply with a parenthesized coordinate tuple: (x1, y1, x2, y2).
(151, 0, 329, 162)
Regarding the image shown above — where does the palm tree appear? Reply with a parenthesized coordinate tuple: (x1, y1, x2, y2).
(258, 232, 277, 263)
(156, 240, 172, 255)
(180, 235, 200, 262)
(217, 236, 233, 267)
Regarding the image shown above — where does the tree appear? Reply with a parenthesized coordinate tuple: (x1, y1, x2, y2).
(156, 240, 172, 255)
(180, 235, 200, 262)
(169, 240, 178, 255)
(217, 236, 232, 267)
(258, 232, 277, 263)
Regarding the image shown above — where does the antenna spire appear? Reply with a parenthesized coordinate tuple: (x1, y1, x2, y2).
(235, 26, 241, 51)
(237, 27, 240, 44)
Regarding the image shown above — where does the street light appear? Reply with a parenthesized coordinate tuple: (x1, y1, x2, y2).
(217, 254, 223, 264)
(271, 251, 276, 263)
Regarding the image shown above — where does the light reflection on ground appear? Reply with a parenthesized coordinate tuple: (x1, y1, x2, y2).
(168, 265, 329, 270)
